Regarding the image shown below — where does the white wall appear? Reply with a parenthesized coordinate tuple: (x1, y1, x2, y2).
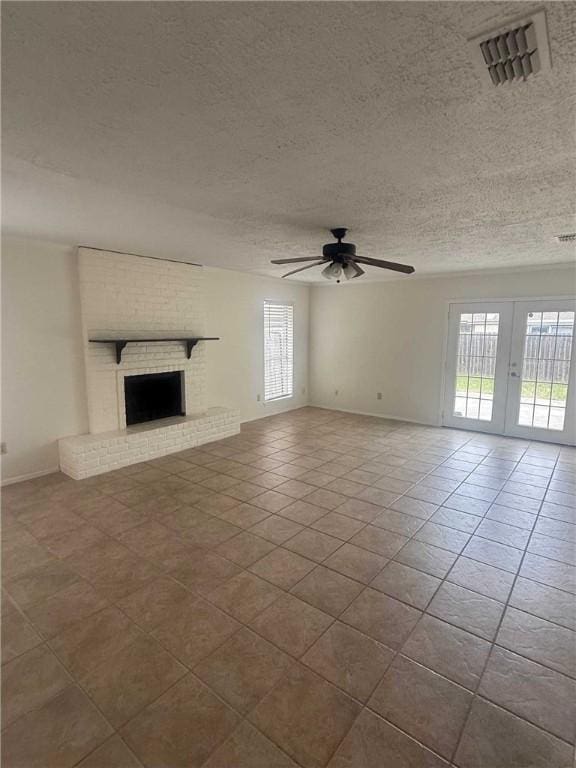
(4, 234, 571, 484)
(310, 266, 576, 425)
(204, 267, 309, 422)
(1, 237, 310, 483)
(1, 237, 88, 482)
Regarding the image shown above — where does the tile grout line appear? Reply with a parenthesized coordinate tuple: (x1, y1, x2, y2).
(3, 414, 575, 767)
(448, 443, 565, 765)
(224, 433, 553, 763)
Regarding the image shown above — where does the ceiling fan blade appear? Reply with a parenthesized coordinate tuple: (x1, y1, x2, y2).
(354, 256, 415, 274)
(282, 261, 324, 278)
(271, 257, 324, 265)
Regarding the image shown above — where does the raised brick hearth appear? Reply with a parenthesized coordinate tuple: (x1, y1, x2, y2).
(59, 407, 239, 479)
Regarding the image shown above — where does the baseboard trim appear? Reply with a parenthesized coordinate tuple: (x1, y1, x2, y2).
(1, 466, 61, 487)
(239, 400, 310, 426)
(308, 403, 440, 428)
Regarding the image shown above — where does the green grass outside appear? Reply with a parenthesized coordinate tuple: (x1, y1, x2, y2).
(456, 376, 568, 402)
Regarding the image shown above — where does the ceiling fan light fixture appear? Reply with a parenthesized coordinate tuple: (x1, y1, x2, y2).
(321, 262, 342, 280)
(342, 262, 357, 280)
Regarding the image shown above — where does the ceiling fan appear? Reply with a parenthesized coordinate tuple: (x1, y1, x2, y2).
(271, 228, 415, 282)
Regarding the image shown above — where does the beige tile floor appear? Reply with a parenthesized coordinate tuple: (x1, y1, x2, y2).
(2, 407, 575, 768)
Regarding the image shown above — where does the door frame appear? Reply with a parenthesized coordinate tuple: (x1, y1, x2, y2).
(441, 295, 576, 444)
(504, 298, 576, 445)
(442, 301, 514, 435)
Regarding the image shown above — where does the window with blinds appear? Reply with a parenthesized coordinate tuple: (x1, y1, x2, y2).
(264, 302, 294, 401)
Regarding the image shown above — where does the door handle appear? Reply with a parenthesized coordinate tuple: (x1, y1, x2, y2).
(510, 372, 519, 377)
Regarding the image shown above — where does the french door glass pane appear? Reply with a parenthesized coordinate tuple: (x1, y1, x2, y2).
(453, 312, 499, 421)
(517, 310, 574, 430)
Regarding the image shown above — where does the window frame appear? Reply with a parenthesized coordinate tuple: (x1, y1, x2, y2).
(263, 300, 294, 402)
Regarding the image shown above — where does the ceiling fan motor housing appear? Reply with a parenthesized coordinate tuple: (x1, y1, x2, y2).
(322, 241, 356, 261)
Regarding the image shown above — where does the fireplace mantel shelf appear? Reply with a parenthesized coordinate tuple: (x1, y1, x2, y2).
(89, 336, 220, 364)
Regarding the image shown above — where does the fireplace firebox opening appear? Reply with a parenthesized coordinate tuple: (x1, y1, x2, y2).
(124, 371, 184, 426)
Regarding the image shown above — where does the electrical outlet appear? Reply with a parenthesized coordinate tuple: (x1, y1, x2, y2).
(256, 394, 261, 402)
(0, 442, 6, 455)
(377, 392, 382, 400)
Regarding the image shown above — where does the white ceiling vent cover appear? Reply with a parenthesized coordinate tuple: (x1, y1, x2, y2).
(469, 9, 551, 86)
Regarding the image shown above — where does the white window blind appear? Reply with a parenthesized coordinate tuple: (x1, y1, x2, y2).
(264, 302, 294, 401)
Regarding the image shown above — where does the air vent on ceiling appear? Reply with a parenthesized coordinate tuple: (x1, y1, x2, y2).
(469, 9, 551, 86)
(556, 233, 576, 243)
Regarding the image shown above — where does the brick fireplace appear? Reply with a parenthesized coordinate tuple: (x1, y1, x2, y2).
(58, 248, 239, 479)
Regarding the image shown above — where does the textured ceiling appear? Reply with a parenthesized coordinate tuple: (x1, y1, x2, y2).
(2, 1, 576, 281)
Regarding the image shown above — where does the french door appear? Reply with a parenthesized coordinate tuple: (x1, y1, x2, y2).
(443, 299, 576, 445)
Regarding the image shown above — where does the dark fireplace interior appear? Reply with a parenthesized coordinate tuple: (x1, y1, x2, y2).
(124, 371, 184, 426)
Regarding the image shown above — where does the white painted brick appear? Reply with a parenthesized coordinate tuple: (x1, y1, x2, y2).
(58, 408, 240, 479)
(78, 247, 208, 433)
(59, 248, 235, 478)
